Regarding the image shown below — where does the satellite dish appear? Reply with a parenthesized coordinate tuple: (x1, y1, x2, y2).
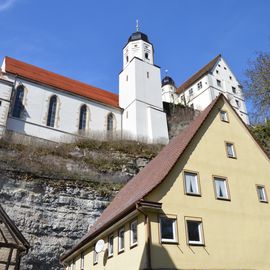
(95, 239, 105, 253)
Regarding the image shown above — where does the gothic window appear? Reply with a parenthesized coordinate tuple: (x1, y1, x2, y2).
(12, 85, 24, 118)
(47, 95, 57, 127)
(107, 113, 114, 131)
(79, 105, 87, 131)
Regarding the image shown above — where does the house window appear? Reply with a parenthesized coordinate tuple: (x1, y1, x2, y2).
(184, 171, 200, 195)
(216, 70, 219, 74)
(118, 227, 125, 252)
(80, 253, 84, 270)
(232, 86, 236, 94)
(189, 88, 193, 96)
(216, 79, 221, 87)
(160, 216, 177, 243)
(214, 177, 230, 200)
(256, 185, 268, 203)
(197, 81, 202, 90)
(107, 113, 114, 131)
(181, 95, 185, 103)
(186, 220, 204, 245)
(12, 85, 24, 118)
(220, 110, 229, 122)
(108, 234, 114, 257)
(235, 99, 240, 108)
(130, 220, 138, 247)
(79, 105, 87, 131)
(224, 66, 227, 70)
(71, 260, 75, 270)
(226, 142, 236, 158)
(145, 52, 149, 59)
(147, 72, 150, 78)
(126, 55, 129, 62)
(93, 250, 98, 265)
(47, 95, 57, 127)
(229, 75, 232, 80)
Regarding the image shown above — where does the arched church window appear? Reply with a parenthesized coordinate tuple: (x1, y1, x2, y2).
(107, 113, 114, 131)
(12, 85, 24, 118)
(145, 52, 149, 60)
(126, 55, 129, 63)
(47, 95, 57, 127)
(79, 105, 87, 130)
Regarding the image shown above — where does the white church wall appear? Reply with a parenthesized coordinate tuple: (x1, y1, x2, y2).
(123, 40, 154, 68)
(162, 84, 176, 103)
(5, 77, 122, 142)
(0, 80, 12, 137)
(120, 58, 163, 110)
(147, 106, 169, 144)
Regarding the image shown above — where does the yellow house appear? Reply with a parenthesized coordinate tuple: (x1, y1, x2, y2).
(60, 94, 270, 270)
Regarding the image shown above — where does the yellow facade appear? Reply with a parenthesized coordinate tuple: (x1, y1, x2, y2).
(64, 98, 270, 270)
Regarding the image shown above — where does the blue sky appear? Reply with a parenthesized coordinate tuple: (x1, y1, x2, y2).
(0, 0, 269, 112)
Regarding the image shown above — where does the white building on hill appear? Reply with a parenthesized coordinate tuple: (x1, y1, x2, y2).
(0, 29, 249, 144)
(162, 54, 250, 125)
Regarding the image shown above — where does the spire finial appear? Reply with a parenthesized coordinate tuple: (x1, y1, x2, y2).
(136, 19, 139, 32)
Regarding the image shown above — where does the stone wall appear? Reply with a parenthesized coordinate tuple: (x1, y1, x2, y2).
(0, 173, 112, 270)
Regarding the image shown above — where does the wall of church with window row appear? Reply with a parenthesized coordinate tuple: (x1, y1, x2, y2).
(3, 77, 122, 142)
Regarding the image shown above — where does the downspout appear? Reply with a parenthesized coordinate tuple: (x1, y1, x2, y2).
(136, 204, 152, 270)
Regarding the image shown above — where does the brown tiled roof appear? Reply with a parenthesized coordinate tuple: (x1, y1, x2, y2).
(3, 57, 119, 108)
(60, 94, 223, 261)
(176, 54, 221, 94)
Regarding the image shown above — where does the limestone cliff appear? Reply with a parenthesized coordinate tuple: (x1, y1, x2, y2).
(0, 139, 161, 270)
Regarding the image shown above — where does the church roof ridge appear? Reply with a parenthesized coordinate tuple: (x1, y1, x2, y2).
(176, 54, 221, 94)
(3, 56, 119, 108)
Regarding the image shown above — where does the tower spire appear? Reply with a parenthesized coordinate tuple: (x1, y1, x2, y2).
(136, 19, 139, 32)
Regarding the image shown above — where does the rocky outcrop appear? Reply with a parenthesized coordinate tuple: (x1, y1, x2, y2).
(0, 172, 115, 270)
(0, 139, 159, 270)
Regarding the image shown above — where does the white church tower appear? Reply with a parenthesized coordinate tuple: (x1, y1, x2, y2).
(119, 23, 169, 143)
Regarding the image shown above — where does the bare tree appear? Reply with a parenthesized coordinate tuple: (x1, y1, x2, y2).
(244, 52, 270, 123)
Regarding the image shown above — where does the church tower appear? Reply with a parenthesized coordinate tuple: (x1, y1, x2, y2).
(119, 25, 169, 143)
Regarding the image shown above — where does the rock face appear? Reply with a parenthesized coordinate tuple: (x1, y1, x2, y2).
(0, 172, 114, 270)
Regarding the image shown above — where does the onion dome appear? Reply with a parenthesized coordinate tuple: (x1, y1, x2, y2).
(162, 76, 176, 87)
(128, 31, 150, 43)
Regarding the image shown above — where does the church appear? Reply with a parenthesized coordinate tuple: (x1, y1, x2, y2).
(0, 29, 249, 144)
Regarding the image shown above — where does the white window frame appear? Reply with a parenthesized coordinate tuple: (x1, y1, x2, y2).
(226, 142, 236, 158)
(186, 220, 204, 245)
(214, 177, 230, 200)
(71, 260, 75, 270)
(130, 219, 138, 247)
(93, 250, 98, 265)
(220, 110, 229, 122)
(256, 185, 268, 203)
(80, 253, 84, 270)
(216, 79, 222, 87)
(108, 234, 114, 257)
(118, 227, 125, 252)
(160, 216, 177, 243)
(184, 171, 201, 196)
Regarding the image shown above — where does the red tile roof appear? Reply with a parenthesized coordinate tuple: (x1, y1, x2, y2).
(60, 94, 223, 261)
(3, 57, 119, 108)
(176, 54, 221, 94)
